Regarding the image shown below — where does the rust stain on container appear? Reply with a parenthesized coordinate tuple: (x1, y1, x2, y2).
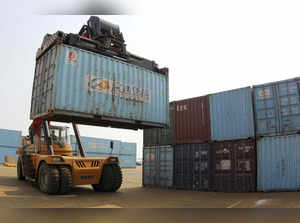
(211, 139, 256, 192)
(174, 96, 211, 144)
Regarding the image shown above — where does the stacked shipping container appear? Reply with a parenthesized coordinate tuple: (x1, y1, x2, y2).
(143, 97, 213, 190)
(254, 77, 300, 192)
(143, 76, 300, 193)
(209, 87, 257, 192)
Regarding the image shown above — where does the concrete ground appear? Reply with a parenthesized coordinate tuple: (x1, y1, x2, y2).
(1, 165, 300, 208)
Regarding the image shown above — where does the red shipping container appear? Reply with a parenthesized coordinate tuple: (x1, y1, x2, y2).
(174, 96, 211, 144)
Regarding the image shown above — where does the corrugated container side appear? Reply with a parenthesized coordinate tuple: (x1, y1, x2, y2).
(119, 155, 136, 168)
(174, 96, 211, 144)
(257, 134, 300, 192)
(143, 103, 174, 146)
(212, 139, 256, 192)
(143, 146, 173, 188)
(0, 129, 22, 148)
(119, 142, 136, 155)
(210, 87, 255, 141)
(31, 44, 169, 129)
(70, 135, 119, 155)
(254, 77, 300, 136)
(174, 143, 211, 191)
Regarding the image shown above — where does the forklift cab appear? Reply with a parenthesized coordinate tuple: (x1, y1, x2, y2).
(28, 121, 74, 156)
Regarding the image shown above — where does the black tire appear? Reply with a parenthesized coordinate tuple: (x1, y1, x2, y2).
(58, 166, 72, 195)
(22, 155, 34, 178)
(17, 159, 25, 180)
(38, 162, 60, 195)
(111, 165, 122, 192)
(92, 165, 114, 192)
(92, 164, 122, 192)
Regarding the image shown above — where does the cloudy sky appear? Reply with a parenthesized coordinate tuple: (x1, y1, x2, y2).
(1, 0, 300, 159)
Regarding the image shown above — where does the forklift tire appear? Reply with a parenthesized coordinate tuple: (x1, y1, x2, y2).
(111, 165, 122, 192)
(17, 159, 25, 180)
(58, 166, 72, 194)
(38, 162, 60, 195)
(92, 165, 114, 192)
(92, 164, 122, 192)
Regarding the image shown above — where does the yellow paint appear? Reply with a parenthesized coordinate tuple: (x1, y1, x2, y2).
(19, 142, 119, 186)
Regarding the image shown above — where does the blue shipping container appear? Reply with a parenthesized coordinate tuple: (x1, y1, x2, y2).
(254, 77, 300, 136)
(70, 135, 119, 155)
(70, 135, 136, 168)
(143, 145, 173, 188)
(0, 148, 18, 163)
(257, 134, 300, 192)
(209, 87, 255, 141)
(119, 142, 136, 155)
(0, 129, 21, 148)
(30, 44, 169, 129)
(119, 155, 136, 168)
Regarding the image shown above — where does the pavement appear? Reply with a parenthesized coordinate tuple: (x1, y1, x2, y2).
(1, 165, 300, 208)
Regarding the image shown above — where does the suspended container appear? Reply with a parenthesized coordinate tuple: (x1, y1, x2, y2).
(30, 44, 169, 130)
(253, 77, 300, 137)
(211, 139, 256, 192)
(143, 103, 174, 146)
(210, 87, 255, 141)
(257, 134, 300, 192)
(174, 96, 211, 144)
(174, 143, 211, 191)
(143, 145, 173, 188)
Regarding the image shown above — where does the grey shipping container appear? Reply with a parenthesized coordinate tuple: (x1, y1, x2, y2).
(211, 139, 256, 192)
(253, 77, 300, 137)
(143, 145, 173, 188)
(210, 87, 255, 141)
(257, 134, 300, 192)
(174, 143, 211, 191)
(30, 44, 169, 130)
(143, 103, 174, 146)
(174, 96, 211, 144)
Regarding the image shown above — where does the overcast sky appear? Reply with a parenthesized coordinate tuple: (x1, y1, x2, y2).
(1, 0, 300, 159)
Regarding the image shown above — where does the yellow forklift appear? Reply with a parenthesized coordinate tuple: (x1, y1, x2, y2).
(16, 120, 122, 194)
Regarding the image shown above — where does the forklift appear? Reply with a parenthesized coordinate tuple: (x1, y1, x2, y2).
(17, 120, 122, 195)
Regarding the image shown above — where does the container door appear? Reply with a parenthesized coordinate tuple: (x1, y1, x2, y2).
(277, 80, 300, 133)
(193, 144, 210, 191)
(254, 85, 279, 136)
(234, 142, 256, 192)
(212, 143, 234, 192)
(143, 147, 156, 186)
(158, 146, 173, 188)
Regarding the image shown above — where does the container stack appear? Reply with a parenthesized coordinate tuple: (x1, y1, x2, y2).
(254, 78, 300, 192)
(173, 96, 212, 191)
(210, 87, 256, 192)
(143, 76, 300, 193)
(143, 103, 174, 188)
